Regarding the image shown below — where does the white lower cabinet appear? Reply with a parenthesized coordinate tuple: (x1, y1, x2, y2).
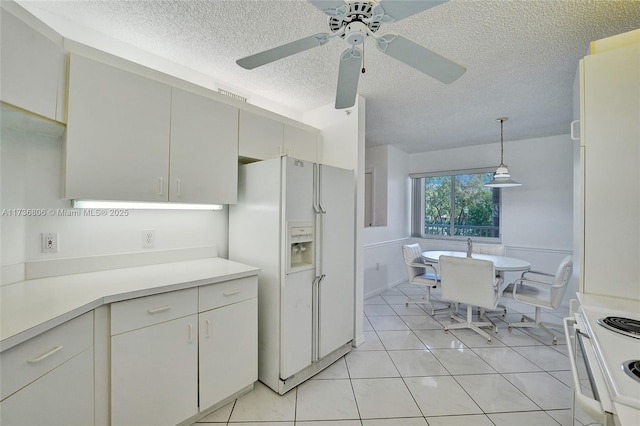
(0, 312, 94, 426)
(0, 348, 94, 426)
(111, 314, 199, 426)
(199, 297, 258, 408)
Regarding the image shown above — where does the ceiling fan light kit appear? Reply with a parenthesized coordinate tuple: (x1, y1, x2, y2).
(485, 117, 523, 188)
(236, 0, 466, 109)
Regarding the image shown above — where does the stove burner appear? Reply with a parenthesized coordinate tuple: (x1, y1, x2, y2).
(622, 360, 640, 383)
(598, 317, 640, 339)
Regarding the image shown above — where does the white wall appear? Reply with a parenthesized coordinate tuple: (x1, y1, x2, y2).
(365, 134, 576, 303)
(1, 119, 229, 284)
(364, 145, 388, 227)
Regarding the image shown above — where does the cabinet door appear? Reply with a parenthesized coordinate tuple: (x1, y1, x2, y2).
(0, 10, 64, 122)
(65, 54, 171, 201)
(111, 315, 198, 426)
(238, 110, 283, 160)
(199, 298, 257, 409)
(0, 348, 94, 426)
(170, 89, 238, 204)
(283, 124, 318, 163)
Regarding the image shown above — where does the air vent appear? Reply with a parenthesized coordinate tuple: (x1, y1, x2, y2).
(217, 88, 247, 103)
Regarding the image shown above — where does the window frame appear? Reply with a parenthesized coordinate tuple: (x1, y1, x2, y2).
(410, 167, 502, 242)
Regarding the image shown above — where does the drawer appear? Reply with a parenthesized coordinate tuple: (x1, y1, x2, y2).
(199, 276, 257, 312)
(111, 288, 197, 336)
(1, 311, 93, 401)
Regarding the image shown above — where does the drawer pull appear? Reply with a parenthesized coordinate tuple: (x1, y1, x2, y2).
(147, 305, 171, 314)
(188, 324, 193, 343)
(27, 345, 63, 364)
(223, 289, 240, 297)
(205, 319, 211, 338)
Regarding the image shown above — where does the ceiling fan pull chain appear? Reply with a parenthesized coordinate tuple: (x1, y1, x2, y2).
(361, 43, 366, 74)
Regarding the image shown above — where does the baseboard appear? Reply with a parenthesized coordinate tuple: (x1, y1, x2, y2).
(1, 263, 26, 286)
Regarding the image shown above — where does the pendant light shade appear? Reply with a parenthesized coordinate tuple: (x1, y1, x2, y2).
(485, 117, 522, 188)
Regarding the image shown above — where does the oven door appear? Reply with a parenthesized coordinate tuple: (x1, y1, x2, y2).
(564, 315, 616, 426)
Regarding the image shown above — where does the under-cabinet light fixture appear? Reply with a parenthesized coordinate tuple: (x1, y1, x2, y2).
(484, 117, 522, 188)
(72, 200, 224, 210)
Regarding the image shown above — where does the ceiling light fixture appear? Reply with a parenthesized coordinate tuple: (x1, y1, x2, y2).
(484, 117, 522, 188)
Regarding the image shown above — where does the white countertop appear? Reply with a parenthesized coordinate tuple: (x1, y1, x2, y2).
(0, 258, 260, 351)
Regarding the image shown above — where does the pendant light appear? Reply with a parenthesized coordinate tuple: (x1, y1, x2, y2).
(484, 117, 522, 188)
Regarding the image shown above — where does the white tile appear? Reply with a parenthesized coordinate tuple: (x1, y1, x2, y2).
(545, 409, 574, 426)
(425, 414, 494, 426)
(363, 417, 428, 425)
(488, 410, 561, 426)
(413, 329, 465, 350)
(312, 356, 350, 380)
(502, 371, 572, 410)
(400, 287, 430, 296)
(364, 304, 397, 316)
(296, 379, 359, 421)
(513, 345, 571, 371)
(363, 316, 373, 331)
(345, 350, 400, 378)
(353, 331, 385, 351)
(401, 315, 445, 331)
(429, 348, 496, 375)
(228, 423, 294, 426)
(491, 327, 545, 347)
(448, 328, 507, 348)
(364, 295, 387, 305)
(376, 330, 427, 350)
(228, 381, 296, 422)
(453, 374, 539, 413)
(297, 421, 361, 426)
(470, 346, 542, 373)
(351, 378, 422, 419)
(548, 369, 572, 387)
(404, 376, 483, 417)
(383, 295, 412, 305)
(390, 303, 430, 316)
(387, 349, 449, 377)
(368, 316, 410, 331)
(381, 288, 405, 296)
(196, 401, 233, 423)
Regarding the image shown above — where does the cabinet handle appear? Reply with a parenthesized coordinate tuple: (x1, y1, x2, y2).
(223, 289, 240, 297)
(570, 120, 580, 141)
(188, 323, 193, 343)
(176, 179, 182, 197)
(157, 177, 164, 196)
(27, 345, 63, 364)
(147, 305, 171, 314)
(205, 319, 211, 338)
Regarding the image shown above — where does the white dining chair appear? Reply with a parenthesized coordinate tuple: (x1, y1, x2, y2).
(502, 255, 573, 344)
(473, 243, 506, 256)
(439, 255, 503, 344)
(401, 244, 451, 315)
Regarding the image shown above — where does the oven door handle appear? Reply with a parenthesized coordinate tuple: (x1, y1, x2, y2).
(564, 316, 608, 425)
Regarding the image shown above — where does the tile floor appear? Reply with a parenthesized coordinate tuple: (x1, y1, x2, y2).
(194, 282, 576, 426)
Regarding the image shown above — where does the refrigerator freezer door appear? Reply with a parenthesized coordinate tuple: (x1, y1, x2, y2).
(317, 165, 355, 359)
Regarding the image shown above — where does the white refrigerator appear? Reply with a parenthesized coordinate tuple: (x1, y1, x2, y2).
(229, 156, 355, 394)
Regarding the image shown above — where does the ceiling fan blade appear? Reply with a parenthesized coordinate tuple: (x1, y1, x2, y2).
(237, 33, 332, 69)
(376, 33, 466, 84)
(308, 0, 347, 17)
(373, 0, 448, 23)
(335, 47, 363, 109)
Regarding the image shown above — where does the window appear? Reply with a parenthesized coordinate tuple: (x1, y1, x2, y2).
(411, 169, 500, 240)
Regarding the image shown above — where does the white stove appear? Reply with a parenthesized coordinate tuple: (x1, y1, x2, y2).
(565, 294, 640, 426)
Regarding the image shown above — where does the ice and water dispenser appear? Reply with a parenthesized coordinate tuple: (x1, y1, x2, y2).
(287, 222, 314, 273)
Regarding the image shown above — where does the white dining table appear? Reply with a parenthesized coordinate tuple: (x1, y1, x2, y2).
(421, 250, 531, 273)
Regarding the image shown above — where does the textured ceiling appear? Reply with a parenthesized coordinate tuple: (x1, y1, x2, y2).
(17, 0, 640, 153)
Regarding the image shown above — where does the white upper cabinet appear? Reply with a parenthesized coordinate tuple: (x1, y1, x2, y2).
(0, 8, 65, 122)
(65, 54, 239, 204)
(239, 110, 321, 163)
(170, 88, 238, 204)
(239, 110, 284, 160)
(283, 124, 320, 163)
(65, 54, 172, 202)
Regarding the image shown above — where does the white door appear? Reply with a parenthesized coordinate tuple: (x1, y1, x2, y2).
(111, 315, 198, 426)
(318, 165, 355, 358)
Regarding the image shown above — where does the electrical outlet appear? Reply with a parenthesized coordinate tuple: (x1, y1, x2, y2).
(41, 232, 58, 253)
(142, 230, 155, 248)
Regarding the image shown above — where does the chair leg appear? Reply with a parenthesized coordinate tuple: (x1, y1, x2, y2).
(508, 307, 560, 345)
(444, 304, 495, 343)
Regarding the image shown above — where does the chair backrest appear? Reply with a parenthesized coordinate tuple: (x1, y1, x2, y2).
(439, 255, 499, 310)
(401, 243, 425, 281)
(550, 255, 573, 309)
(473, 243, 506, 256)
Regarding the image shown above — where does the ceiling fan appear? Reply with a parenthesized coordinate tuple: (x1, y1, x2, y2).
(236, 0, 466, 109)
